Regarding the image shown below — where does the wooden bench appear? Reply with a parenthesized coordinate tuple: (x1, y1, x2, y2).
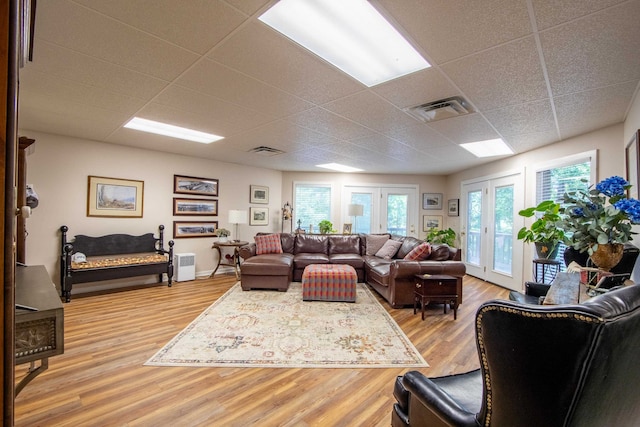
(59, 225, 174, 302)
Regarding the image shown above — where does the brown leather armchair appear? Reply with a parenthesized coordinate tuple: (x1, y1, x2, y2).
(392, 284, 640, 426)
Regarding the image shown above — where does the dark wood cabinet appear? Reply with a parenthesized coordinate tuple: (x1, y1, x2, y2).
(413, 274, 459, 320)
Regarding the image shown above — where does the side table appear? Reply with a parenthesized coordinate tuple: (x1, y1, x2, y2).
(413, 274, 459, 320)
(210, 240, 248, 279)
(533, 258, 561, 284)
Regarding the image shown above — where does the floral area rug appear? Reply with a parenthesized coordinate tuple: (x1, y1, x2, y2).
(145, 282, 427, 368)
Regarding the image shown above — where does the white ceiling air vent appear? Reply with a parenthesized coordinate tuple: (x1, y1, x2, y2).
(404, 96, 473, 123)
(248, 146, 286, 156)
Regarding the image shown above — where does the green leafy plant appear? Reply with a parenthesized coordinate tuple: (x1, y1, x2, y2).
(517, 200, 565, 258)
(215, 228, 230, 237)
(425, 227, 456, 247)
(318, 220, 335, 234)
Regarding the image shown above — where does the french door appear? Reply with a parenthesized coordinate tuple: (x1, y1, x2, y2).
(343, 185, 418, 237)
(462, 173, 523, 290)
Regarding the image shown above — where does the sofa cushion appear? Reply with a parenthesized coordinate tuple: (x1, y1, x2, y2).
(375, 239, 402, 259)
(429, 244, 451, 261)
(396, 236, 423, 259)
(295, 234, 329, 255)
(404, 242, 431, 261)
(365, 234, 390, 256)
(280, 233, 295, 253)
(255, 234, 283, 255)
(329, 235, 361, 255)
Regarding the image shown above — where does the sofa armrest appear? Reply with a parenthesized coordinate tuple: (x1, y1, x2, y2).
(390, 260, 466, 279)
(238, 243, 256, 260)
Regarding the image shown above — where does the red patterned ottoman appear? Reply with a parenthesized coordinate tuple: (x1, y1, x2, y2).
(302, 264, 357, 302)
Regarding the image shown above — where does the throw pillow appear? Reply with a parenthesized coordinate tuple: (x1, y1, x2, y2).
(404, 242, 432, 261)
(366, 234, 390, 256)
(255, 234, 283, 255)
(375, 239, 402, 259)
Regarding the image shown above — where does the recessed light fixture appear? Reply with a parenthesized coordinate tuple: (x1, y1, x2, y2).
(124, 117, 224, 144)
(258, 0, 430, 87)
(316, 163, 363, 173)
(460, 139, 513, 158)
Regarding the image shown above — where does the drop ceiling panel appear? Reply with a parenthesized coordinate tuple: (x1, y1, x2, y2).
(37, 0, 199, 81)
(176, 59, 313, 117)
(371, 68, 460, 109)
(224, 0, 273, 16)
(505, 131, 559, 153)
(427, 114, 500, 144)
(72, 0, 247, 54)
(483, 99, 556, 137)
(209, 22, 364, 105)
(441, 37, 548, 111)
(289, 108, 376, 141)
(383, 124, 453, 151)
(531, 0, 627, 30)
(378, 0, 532, 63)
(541, 1, 640, 96)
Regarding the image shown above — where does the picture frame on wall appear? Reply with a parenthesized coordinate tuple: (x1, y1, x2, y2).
(448, 199, 459, 216)
(173, 221, 218, 238)
(250, 185, 269, 204)
(423, 215, 443, 231)
(422, 193, 443, 210)
(626, 130, 640, 199)
(343, 224, 353, 234)
(174, 175, 218, 196)
(250, 207, 269, 226)
(173, 198, 218, 216)
(87, 175, 144, 218)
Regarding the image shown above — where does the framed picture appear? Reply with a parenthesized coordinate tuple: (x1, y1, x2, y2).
(173, 221, 218, 238)
(448, 199, 459, 217)
(423, 215, 443, 231)
(626, 130, 640, 199)
(174, 175, 218, 196)
(173, 198, 218, 216)
(250, 185, 269, 204)
(250, 207, 269, 226)
(87, 176, 144, 218)
(422, 193, 443, 210)
(343, 224, 353, 234)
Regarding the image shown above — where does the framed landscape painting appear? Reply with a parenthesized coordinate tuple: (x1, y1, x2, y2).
(448, 199, 459, 216)
(422, 193, 443, 210)
(423, 215, 442, 231)
(250, 207, 269, 226)
(174, 175, 218, 196)
(250, 185, 269, 204)
(173, 221, 218, 238)
(87, 176, 143, 218)
(173, 198, 218, 216)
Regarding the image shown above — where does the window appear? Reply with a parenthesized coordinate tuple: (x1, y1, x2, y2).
(293, 183, 331, 233)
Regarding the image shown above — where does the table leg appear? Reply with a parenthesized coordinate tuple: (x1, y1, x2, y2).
(209, 246, 223, 278)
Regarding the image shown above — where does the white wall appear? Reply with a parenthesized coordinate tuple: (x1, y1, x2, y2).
(22, 131, 282, 293)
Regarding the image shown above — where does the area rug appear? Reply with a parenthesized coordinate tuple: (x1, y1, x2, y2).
(145, 282, 427, 368)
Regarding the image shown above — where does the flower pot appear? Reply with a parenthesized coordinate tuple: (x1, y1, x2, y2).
(218, 236, 228, 243)
(589, 243, 624, 271)
(534, 242, 559, 259)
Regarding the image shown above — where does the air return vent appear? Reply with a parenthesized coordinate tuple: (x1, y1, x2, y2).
(248, 146, 286, 156)
(404, 96, 473, 123)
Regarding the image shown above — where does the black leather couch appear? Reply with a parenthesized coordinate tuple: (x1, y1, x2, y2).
(392, 284, 640, 426)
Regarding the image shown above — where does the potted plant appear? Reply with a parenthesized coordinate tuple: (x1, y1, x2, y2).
(425, 227, 456, 247)
(215, 228, 231, 242)
(318, 220, 335, 234)
(517, 200, 565, 259)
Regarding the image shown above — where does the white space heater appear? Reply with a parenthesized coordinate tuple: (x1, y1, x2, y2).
(174, 253, 196, 282)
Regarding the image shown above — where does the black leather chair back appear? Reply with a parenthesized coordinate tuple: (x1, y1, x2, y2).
(476, 284, 640, 426)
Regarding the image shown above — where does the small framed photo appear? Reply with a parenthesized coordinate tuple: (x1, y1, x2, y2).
(343, 224, 353, 234)
(250, 207, 269, 226)
(174, 175, 218, 196)
(173, 221, 218, 238)
(173, 198, 218, 216)
(87, 175, 144, 218)
(448, 199, 459, 217)
(422, 193, 443, 210)
(250, 185, 269, 204)
(423, 215, 443, 231)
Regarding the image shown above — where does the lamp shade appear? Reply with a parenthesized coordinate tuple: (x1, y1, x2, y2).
(228, 210, 248, 224)
(348, 204, 364, 216)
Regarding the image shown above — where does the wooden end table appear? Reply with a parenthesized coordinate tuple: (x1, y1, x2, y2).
(414, 274, 459, 320)
(210, 240, 248, 279)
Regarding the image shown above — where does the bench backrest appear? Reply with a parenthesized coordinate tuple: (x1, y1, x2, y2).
(71, 233, 157, 256)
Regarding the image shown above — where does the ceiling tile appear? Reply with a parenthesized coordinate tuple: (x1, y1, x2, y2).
(372, 68, 460, 109)
(541, 1, 640, 96)
(532, 0, 627, 30)
(288, 108, 376, 141)
(504, 131, 559, 153)
(383, 123, 453, 151)
(441, 37, 548, 111)
(378, 0, 532, 64)
(224, 0, 273, 16)
(426, 114, 500, 144)
(484, 99, 556, 136)
(36, 0, 199, 80)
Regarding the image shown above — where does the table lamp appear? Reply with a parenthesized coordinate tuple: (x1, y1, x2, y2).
(347, 204, 364, 233)
(228, 210, 248, 242)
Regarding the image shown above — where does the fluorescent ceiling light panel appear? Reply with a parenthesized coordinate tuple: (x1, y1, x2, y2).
(460, 139, 513, 158)
(124, 117, 224, 144)
(259, 0, 430, 87)
(316, 163, 363, 173)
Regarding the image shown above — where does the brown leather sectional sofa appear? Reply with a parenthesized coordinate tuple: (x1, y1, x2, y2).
(238, 233, 465, 309)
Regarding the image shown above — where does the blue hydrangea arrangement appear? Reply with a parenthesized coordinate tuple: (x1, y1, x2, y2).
(561, 176, 640, 254)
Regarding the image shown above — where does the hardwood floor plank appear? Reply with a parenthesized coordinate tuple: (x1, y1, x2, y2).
(15, 274, 508, 426)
